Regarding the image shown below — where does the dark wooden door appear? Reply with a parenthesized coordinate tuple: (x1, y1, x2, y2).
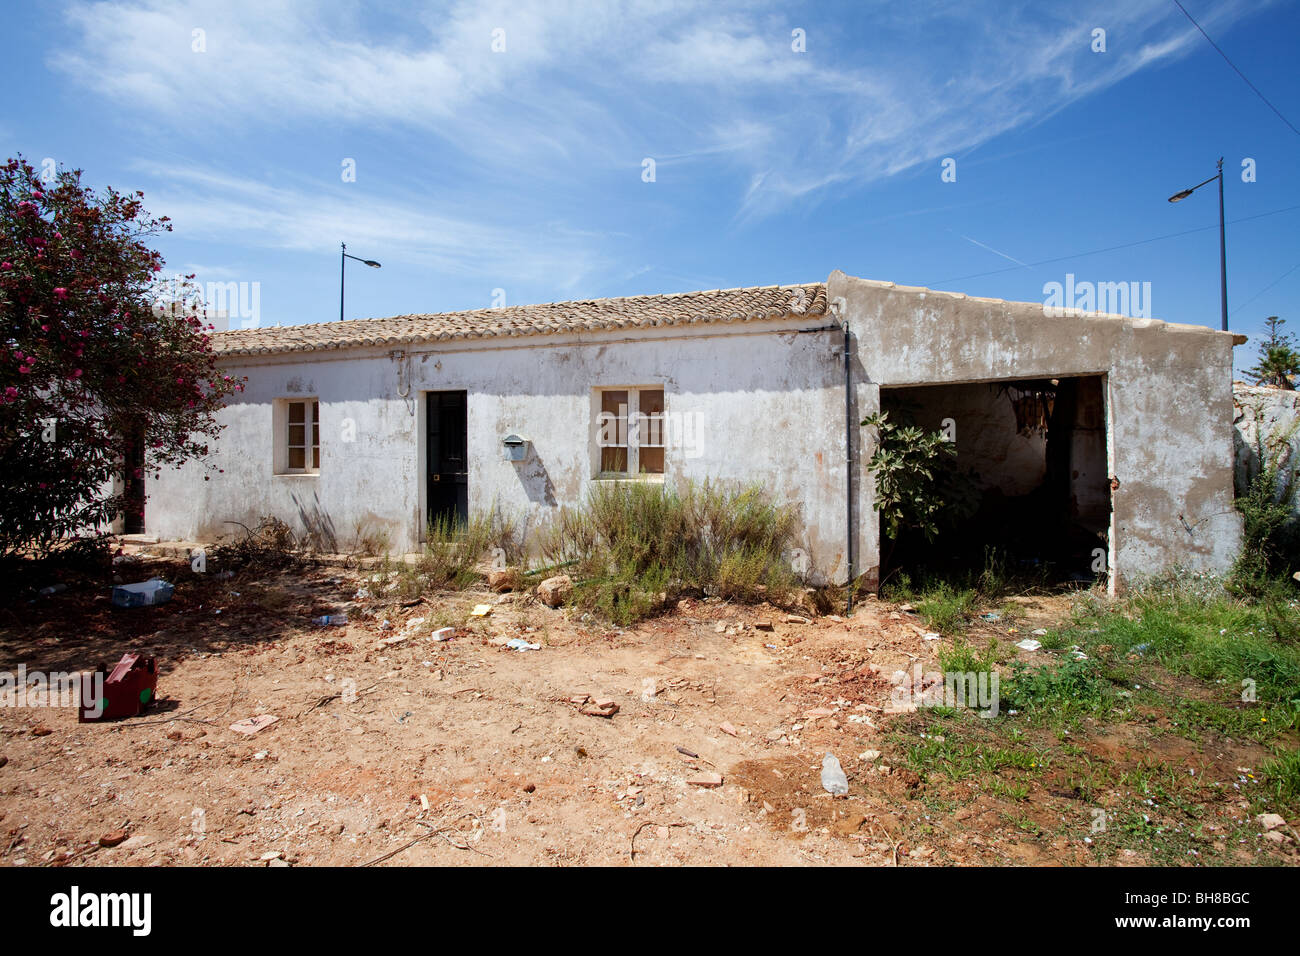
(123, 422, 146, 534)
(426, 391, 468, 529)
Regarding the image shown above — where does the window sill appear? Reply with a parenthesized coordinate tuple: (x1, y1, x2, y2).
(274, 471, 320, 478)
(591, 473, 665, 484)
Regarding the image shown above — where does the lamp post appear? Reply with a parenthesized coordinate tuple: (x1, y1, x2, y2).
(339, 242, 382, 322)
(1167, 158, 1228, 331)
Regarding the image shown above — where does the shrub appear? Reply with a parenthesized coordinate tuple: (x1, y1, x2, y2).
(538, 479, 800, 622)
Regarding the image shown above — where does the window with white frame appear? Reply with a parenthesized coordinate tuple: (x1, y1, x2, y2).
(596, 387, 664, 477)
(282, 399, 320, 473)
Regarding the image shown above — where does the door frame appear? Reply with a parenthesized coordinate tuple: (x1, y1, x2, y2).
(419, 389, 469, 541)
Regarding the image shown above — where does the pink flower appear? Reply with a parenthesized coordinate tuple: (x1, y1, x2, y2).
(53, 287, 67, 299)
(3, 386, 17, 400)
(70, 368, 82, 378)
(31, 190, 43, 199)
(0, 262, 11, 269)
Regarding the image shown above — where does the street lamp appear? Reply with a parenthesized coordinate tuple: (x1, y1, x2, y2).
(1167, 158, 1228, 332)
(340, 242, 382, 323)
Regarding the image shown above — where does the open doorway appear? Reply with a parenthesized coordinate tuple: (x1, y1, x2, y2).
(876, 375, 1110, 588)
(122, 421, 146, 535)
(426, 391, 468, 530)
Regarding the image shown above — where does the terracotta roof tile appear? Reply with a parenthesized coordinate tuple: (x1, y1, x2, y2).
(212, 283, 827, 356)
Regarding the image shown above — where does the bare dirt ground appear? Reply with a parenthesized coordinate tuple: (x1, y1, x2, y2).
(0, 553, 1294, 867)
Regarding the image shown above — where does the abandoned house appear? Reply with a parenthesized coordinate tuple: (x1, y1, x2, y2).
(137, 269, 1244, 593)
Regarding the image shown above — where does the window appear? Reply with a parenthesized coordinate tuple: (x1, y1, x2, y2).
(596, 387, 665, 477)
(283, 399, 319, 473)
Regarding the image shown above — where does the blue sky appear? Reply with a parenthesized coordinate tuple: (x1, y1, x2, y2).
(3, 0, 1297, 372)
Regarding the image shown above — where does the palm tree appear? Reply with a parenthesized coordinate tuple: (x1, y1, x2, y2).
(1246, 316, 1299, 390)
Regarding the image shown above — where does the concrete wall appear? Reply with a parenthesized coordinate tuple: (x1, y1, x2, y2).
(1233, 383, 1300, 506)
(829, 271, 1242, 589)
(145, 317, 856, 581)
(881, 382, 1048, 496)
(146, 270, 1244, 591)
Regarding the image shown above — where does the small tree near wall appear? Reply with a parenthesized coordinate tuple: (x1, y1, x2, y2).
(0, 156, 243, 557)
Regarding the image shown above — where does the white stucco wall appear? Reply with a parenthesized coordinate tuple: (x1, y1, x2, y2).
(830, 271, 1242, 588)
(146, 270, 1244, 591)
(146, 317, 856, 580)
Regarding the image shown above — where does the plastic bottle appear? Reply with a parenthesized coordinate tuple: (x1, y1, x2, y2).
(312, 613, 348, 626)
(821, 752, 849, 795)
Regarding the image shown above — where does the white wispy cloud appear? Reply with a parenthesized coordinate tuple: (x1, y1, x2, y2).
(47, 0, 1268, 230)
(133, 161, 609, 289)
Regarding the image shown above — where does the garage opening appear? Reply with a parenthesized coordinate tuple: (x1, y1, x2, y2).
(875, 374, 1110, 589)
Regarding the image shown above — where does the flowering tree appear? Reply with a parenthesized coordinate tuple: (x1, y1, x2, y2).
(0, 156, 243, 557)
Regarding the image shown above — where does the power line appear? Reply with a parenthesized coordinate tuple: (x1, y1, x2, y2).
(1230, 259, 1300, 317)
(924, 202, 1300, 286)
(1172, 0, 1300, 138)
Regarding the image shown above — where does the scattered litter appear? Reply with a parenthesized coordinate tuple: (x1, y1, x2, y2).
(979, 612, 1001, 621)
(676, 746, 700, 758)
(229, 715, 280, 736)
(687, 771, 724, 788)
(1132, 642, 1152, 655)
(1031, 628, 1048, 636)
(79, 653, 157, 722)
(859, 749, 882, 763)
(470, 604, 493, 617)
(38, 583, 67, 596)
(431, 627, 455, 642)
(1015, 638, 1042, 652)
(922, 631, 941, 641)
(505, 638, 541, 652)
(111, 578, 173, 608)
(312, 613, 348, 627)
(579, 698, 619, 718)
(216, 570, 235, 580)
(820, 752, 849, 796)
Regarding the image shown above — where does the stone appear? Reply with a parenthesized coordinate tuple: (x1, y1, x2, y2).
(719, 721, 739, 737)
(98, 829, 128, 848)
(755, 620, 774, 631)
(580, 698, 619, 718)
(1256, 813, 1287, 832)
(488, 569, 517, 592)
(1264, 830, 1287, 844)
(537, 575, 573, 608)
(687, 771, 724, 788)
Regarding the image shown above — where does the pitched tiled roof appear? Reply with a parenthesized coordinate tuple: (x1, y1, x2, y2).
(212, 283, 827, 356)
